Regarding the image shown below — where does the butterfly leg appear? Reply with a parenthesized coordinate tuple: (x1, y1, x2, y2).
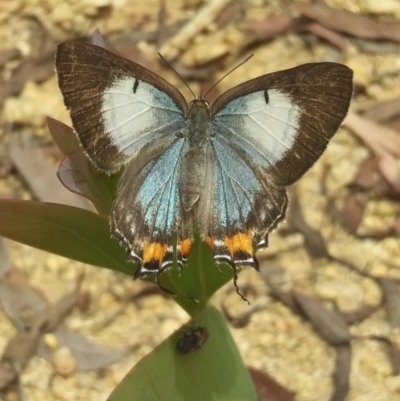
(155, 270, 176, 297)
(232, 265, 250, 305)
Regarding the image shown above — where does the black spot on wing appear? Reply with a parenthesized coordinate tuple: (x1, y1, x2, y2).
(264, 90, 269, 104)
(133, 78, 139, 94)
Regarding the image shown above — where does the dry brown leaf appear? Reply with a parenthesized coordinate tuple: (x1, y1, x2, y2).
(330, 345, 351, 401)
(341, 192, 368, 234)
(387, 341, 400, 376)
(36, 277, 86, 332)
(344, 112, 400, 192)
(246, 15, 347, 52)
(0, 50, 54, 104)
(0, 238, 11, 280)
(259, 263, 299, 312)
(340, 304, 380, 325)
(287, 187, 329, 260)
(1, 324, 43, 369)
(299, 22, 347, 51)
(0, 279, 48, 328)
(296, 1, 400, 41)
(0, 48, 20, 67)
(348, 156, 380, 190)
(38, 327, 131, 371)
(369, 335, 400, 376)
(0, 365, 17, 391)
(1, 269, 128, 378)
(245, 15, 296, 41)
(293, 292, 352, 346)
(363, 97, 400, 123)
(248, 366, 295, 401)
(5, 267, 49, 302)
(215, 1, 245, 29)
(8, 133, 91, 208)
(157, 0, 167, 49)
(378, 278, 400, 328)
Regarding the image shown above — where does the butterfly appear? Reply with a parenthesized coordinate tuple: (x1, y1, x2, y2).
(55, 41, 353, 293)
(176, 326, 210, 355)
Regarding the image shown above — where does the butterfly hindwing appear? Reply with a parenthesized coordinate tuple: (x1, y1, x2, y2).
(111, 137, 192, 276)
(199, 135, 287, 268)
(56, 41, 187, 173)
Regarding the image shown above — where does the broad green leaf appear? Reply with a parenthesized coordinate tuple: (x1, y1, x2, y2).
(0, 199, 132, 275)
(107, 306, 257, 401)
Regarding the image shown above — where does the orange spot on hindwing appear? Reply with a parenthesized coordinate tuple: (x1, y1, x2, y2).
(224, 231, 253, 259)
(205, 236, 214, 250)
(179, 239, 192, 260)
(142, 242, 168, 269)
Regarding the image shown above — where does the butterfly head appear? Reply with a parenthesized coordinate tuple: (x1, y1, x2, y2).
(189, 98, 210, 110)
(185, 98, 211, 138)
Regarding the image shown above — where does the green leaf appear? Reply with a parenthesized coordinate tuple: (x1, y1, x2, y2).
(107, 306, 257, 401)
(0, 199, 133, 275)
(161, 238, 235, 316)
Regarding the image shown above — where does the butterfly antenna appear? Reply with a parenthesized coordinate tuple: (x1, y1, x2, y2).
(158, 52, 196, 100)
(203, 54, 254, 99)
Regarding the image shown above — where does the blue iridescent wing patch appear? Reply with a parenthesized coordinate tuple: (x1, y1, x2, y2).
(111, 137, 190, 278)
(198, 133, 286, 269)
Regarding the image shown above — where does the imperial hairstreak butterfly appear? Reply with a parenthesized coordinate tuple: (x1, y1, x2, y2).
(55, 41, 353, 292)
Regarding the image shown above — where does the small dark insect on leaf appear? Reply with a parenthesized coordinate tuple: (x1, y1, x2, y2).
(176, 326, 209, 355)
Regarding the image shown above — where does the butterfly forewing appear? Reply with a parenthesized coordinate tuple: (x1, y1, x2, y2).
(56, 41, 187, 173)
(211, 63, 353, 186)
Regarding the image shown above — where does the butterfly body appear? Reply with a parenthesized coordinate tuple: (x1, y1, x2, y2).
(56, 41, 353, 286)
(179, 99, 210, 213)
